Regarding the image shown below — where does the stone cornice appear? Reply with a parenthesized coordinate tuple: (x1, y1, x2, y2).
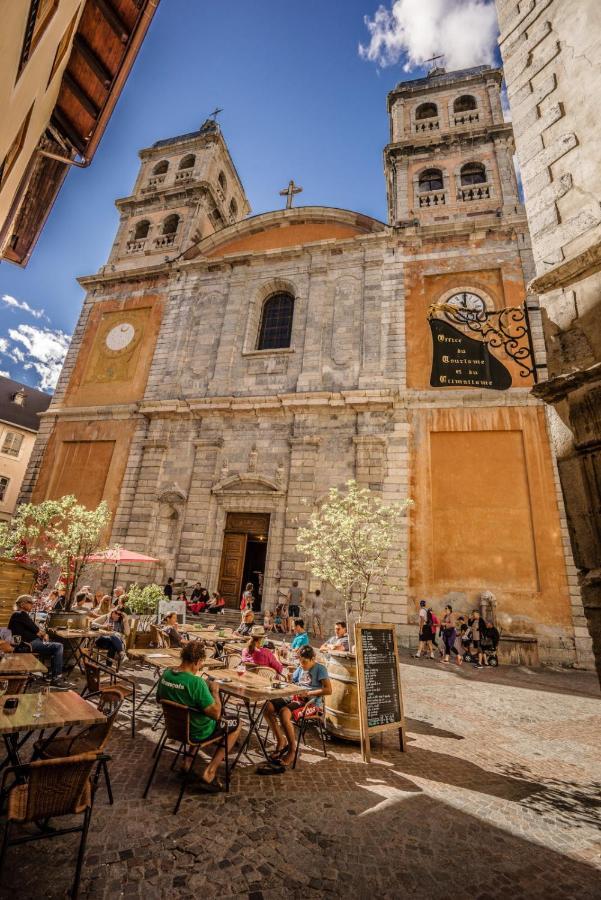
(38, 403, 141, 422)
(529, 240, 601, 293)
(531, 362, 601, 403)
(138, 390, 398, 418)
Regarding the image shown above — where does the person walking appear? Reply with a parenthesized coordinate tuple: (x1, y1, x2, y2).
(414, 600, 434, 659)
(287, 581, 304, 619)
(440, 604, 462, 665)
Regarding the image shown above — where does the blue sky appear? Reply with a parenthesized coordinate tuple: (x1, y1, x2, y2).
(0, 0, 500, 392)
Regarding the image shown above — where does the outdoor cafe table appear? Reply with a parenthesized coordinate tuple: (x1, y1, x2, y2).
(50, 626, 112, 671)
(206, 668, 304, 770)
(0, 654, 47, 676)
(0, 689, 105, 768)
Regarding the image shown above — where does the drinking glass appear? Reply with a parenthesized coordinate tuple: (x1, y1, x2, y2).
(0, 680, 8, 699)
(33, 687, 49, 719)
(67, 618, 73, 632)
(13, 636, 21, 648)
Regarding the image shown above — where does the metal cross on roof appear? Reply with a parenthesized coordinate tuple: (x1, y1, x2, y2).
(209, 107, 223, 120)
(279, 179, 303, 209)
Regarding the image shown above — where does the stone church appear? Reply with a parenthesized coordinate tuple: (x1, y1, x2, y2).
(22, 64, 593, 667)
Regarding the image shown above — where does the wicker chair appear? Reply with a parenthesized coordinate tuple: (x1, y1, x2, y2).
(81, 653, 136, 737)
(33, 689, 123, 804)
(143, 699, 231, 814)
(291, 705, 328, 768)
(251, 666, 278, 682)
(0, 752, 100, 899)
(226, 652, 242, 669)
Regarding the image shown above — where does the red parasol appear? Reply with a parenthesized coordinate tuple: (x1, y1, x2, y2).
(85, 548, 159, 594)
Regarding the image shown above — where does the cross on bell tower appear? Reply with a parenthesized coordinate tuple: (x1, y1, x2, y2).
(279, 179, 303, 209)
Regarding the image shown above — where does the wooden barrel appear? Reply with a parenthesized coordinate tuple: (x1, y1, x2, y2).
(323, 651, 361, 742)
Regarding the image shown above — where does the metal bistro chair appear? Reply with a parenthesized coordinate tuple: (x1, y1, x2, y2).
(0, 752, 100, 900)
(143, 699, 231, 814)
(291, 704, 328, 769)
(150, 624, 170, 649)
(33, 689, 124, 805)
(81, 652, 136, 737)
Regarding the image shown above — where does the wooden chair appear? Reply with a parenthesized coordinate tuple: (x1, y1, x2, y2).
(252, 666, 278, 682)
(81, 653, 136, 737)
(143, 699, 231, 814)
(33, 689, 123, 804)
(150, 624, 169, 649)
(0, 752, 100, 899)
(2, 676, 29, 695)
(291, 705, 328, 769)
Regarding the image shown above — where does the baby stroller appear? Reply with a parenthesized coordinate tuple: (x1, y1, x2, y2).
(464, 628, 499, 666)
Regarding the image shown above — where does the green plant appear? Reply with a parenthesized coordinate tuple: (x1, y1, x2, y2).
(297, 480, 411, 623)
(127, 583, 163, 616)
(0, 496, 110, 610)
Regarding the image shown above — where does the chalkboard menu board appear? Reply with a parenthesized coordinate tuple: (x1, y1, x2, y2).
(355, 623, 406, 762)
(429, 318, 512, 390)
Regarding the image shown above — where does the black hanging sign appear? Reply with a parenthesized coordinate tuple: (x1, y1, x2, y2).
(429, 318, 512, 390)
(354, 623, 406, 762)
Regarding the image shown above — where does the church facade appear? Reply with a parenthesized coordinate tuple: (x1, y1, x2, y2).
(22, 65, 593, 667)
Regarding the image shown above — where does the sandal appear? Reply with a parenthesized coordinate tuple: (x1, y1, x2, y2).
(256, 763, 285, 776)
(268, 746, 289, 762)
(199, 777, 223, 793)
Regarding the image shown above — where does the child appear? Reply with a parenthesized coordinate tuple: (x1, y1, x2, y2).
(264, 609, 275, 633)
(310, 589, 324, 639)
(274, 604, 285, 633)
(469, 610, 486, 668)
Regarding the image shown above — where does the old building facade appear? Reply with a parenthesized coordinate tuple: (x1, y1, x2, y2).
(22, 66, 594, 667)
(495, 0, 601, 675)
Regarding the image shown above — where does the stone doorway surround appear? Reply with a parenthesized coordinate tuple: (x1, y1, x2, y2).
(208, 474, 286, 612)
(218, 511, 271, 608)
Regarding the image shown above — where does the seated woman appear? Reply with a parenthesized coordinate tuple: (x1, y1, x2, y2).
(92, 608, 129, 663)
(207, 591, 225, 615)
(162, 611, 184, 648)
(157, 641, 240, 790)
(241, 626, 284, 674)
(264, 646, 332, 768)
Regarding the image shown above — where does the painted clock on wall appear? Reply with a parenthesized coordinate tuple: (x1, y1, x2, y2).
(105, 322, 136, 352)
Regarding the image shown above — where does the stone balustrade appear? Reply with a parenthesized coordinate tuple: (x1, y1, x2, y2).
(415, 117, 440, 133)
(460, 183, 491, 201)
(126, 239, 146, 253)
(418, 189, 446, 208)
(153, 233, 176, 248)
(453, 112, 480, 126)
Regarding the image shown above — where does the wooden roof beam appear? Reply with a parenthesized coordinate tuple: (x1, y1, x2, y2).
(51, 109, 87, 155)
(92, 0, 130, 43)
(63, 71, 100, 119)
(73, 33, 112, 88)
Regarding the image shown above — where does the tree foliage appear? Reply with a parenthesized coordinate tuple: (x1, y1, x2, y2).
(127, 582, 163, 616)
(297, 480, 411, 621)
(0, 495, 110, 609)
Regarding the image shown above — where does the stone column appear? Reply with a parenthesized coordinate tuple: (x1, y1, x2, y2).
(177, 437, 223, 582)
(279, 436, 321, 586)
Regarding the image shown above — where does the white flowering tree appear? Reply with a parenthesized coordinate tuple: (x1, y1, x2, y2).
(297, 480, 411, 628)
(0, 495, 111, 609)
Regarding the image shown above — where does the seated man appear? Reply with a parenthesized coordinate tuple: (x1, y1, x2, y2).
(8, 595, 64, 683)
(157, 641, 240, 791)
(290, 619, 310, 652)
(235, 610, 255, 636)
(320, 621, 350, 653)
(264, 646, 332, 768)
(0, 627, 14, 654)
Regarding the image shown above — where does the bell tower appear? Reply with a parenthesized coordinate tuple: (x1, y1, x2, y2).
(107, 118, 250, 271)
(384, 65, 521, 227)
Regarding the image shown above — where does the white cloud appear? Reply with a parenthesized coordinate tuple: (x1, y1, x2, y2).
(359, 0, 499, 71)
(7, 324, 70, 391)
(1, 293, 47, 321)
(0, 338, 8, 354)
(0, 370, 10, 379)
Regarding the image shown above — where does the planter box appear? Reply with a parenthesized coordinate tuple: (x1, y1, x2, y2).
(498, 634, 539, 667)
(0, 559, 36, 627)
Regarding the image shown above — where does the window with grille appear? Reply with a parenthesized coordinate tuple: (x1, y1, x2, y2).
(0, 477, 9, 502)
(257, 293, 294, 350)
(2, 432, 23, 458)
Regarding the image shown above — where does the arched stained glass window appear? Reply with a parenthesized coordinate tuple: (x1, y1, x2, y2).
(257, 292, 294, 350)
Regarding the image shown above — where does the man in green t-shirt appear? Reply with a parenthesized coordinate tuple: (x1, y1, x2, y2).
(157, 640, 240, 791)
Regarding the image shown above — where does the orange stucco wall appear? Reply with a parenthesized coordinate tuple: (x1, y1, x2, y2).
(32, 418, 137, 526)
(410, 405, 572, 632)
(404, 241, 531, 390)
(206, 221, 367, 257)
(64, 293, 164, 408)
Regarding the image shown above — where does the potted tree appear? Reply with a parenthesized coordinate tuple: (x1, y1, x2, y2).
(0, 495, 110, 626)
(297, 480, 410, 740)
(127, 583, 163, 646)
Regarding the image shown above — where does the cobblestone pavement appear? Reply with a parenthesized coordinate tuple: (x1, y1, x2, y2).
(2, 656, 601, 900)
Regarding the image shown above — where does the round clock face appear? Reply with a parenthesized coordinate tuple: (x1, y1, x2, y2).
(105, 322, 135, 352)
(446, 291, 486, 316)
